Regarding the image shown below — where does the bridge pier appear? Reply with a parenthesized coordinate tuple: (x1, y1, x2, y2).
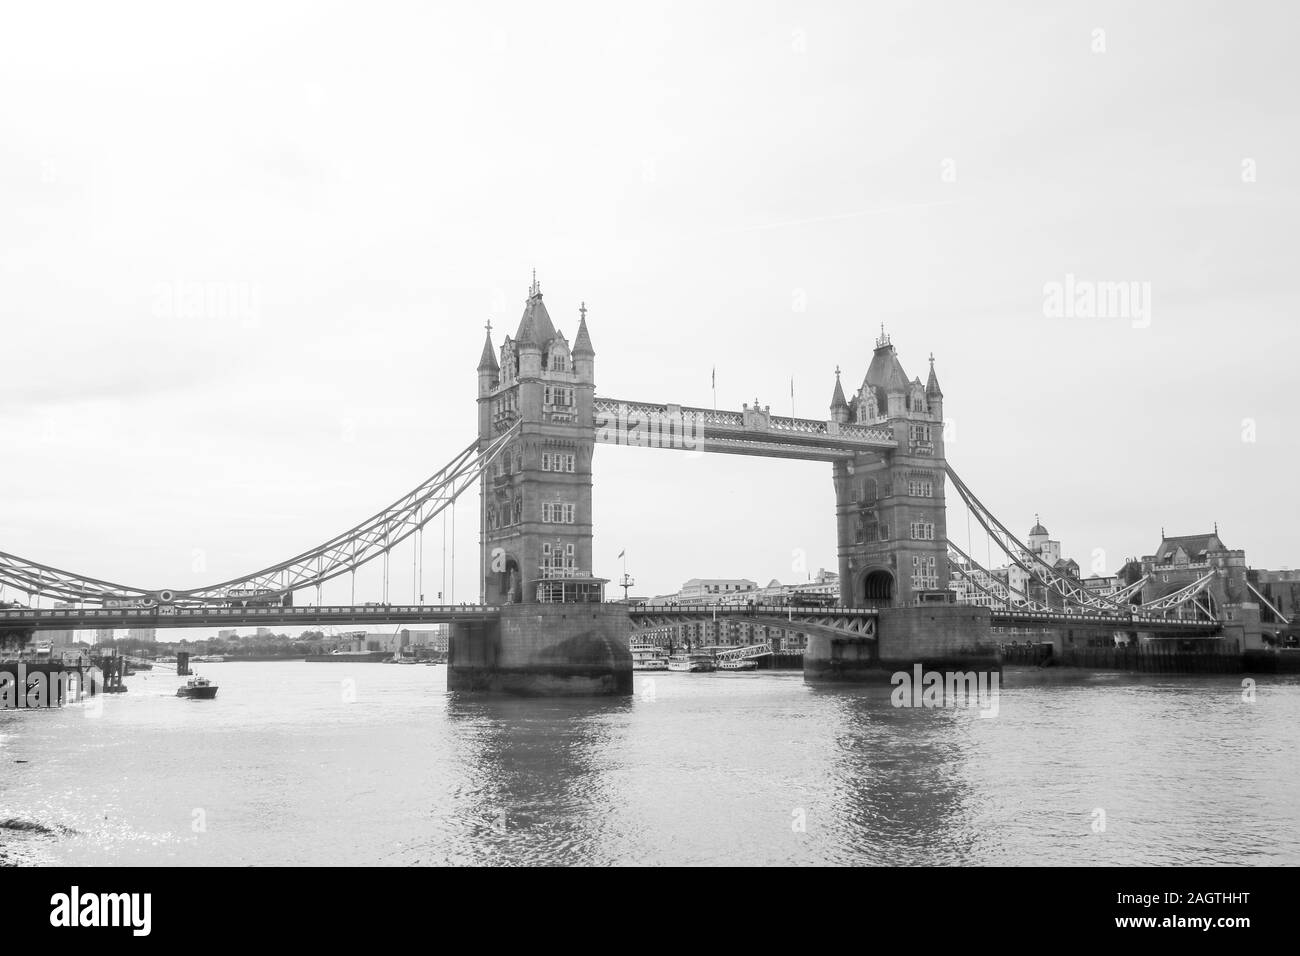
(448, 604, 633, 696)
(0, 627, 34, 655)
(804, 605, 998, 681)
(1219, 602, 1265, 650)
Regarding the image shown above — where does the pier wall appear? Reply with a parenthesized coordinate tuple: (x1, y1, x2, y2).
(448, 604, 632, 696)
(804, 605, 998, 682)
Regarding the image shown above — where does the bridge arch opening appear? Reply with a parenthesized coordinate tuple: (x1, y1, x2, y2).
(861, 569, 894, 606)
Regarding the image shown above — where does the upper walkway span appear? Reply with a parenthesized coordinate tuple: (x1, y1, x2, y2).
(593, 397, 896, 461)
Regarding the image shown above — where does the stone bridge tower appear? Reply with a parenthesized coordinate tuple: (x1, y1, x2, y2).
(830, 327, 950, 607)
(477, 277, 597, 605)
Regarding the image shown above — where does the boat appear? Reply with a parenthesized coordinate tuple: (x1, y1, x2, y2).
(176, 675, 219, 700)
(630, 644, 669, 671)
(718, 658, 758, 671)
(667, 651, 715, 673)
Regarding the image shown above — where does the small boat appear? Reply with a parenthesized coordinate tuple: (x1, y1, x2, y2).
(176, 675, 219, 700)
(667, 652, 715, 673)
(717, 658, 758, 671)
(630, 644, 669, 671)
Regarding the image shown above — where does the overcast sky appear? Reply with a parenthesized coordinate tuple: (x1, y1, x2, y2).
(1, 1, 1296, 633)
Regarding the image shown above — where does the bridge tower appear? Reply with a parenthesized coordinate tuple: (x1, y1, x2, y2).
(831, 327, 950, 608)
(477, 277, 598, 605)
(459, 278, 630, 695)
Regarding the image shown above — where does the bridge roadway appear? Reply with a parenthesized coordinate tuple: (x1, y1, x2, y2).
(629, 604, 1222, 636)
(0, 603, 501, 631)
(0, 602, 1222, 635)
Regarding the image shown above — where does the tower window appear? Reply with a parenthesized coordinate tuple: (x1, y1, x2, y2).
(541, 502, 575, 524)
(911, 555, 938, 590)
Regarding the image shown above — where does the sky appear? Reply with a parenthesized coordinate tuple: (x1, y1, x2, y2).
(1, 1, 1297, 636)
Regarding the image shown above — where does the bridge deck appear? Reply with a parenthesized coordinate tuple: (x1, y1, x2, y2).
(0, 602, 1223, 634)
(0, 604, 500, 631)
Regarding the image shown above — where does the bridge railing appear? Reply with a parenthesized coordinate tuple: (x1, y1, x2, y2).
(989, 607, 1220, 628)
(593, 399, 895, 447)
(0, 604, 502, 623)
(629, 603, 880, 616)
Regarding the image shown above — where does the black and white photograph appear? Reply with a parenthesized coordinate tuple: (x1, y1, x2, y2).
(0, 0, 1294, 918)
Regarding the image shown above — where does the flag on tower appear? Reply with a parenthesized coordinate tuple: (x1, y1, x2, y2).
(711, 366, 715, 388)
(617, 550, 625, 559)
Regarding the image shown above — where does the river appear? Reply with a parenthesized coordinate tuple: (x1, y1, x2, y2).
(2, 662, 1298, 865)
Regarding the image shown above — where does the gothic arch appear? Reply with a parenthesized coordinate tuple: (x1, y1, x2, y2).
(856, 566, 894, 607)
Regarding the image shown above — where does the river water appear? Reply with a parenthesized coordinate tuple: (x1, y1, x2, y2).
(2, 662, 1298, 866)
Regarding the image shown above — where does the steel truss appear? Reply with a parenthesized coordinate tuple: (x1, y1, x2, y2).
(1108, 574, 1149, 605)
(1134, 571, 1215, 614)
(0, 424, 520, 605)
(944, 464, 1128, 613)
(947, 540, 1053, 612)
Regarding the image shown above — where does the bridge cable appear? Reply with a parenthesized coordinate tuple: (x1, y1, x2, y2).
(945, 463, 1126, 612)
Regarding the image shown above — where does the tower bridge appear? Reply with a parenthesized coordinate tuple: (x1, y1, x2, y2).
(2, 278, 1265, 694)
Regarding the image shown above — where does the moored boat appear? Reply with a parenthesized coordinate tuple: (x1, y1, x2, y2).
(667, 651, 715, 673)
(630, 644, 669, 671)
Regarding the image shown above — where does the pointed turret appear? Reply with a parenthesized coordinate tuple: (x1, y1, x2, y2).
(926, 352, 943, 398)
(572, 301, 595, 387)
(478, 324, 499, 372)
(830, 366, 848, 423)
(573, 301, 594, 356)
(477, 320, 500, 402)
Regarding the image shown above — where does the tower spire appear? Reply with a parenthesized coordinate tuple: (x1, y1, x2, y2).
(830, 365, 848, 413)
(926, 351, 943, 397)
(573, 300, 594, 356)
(477, 318, 499, 372)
